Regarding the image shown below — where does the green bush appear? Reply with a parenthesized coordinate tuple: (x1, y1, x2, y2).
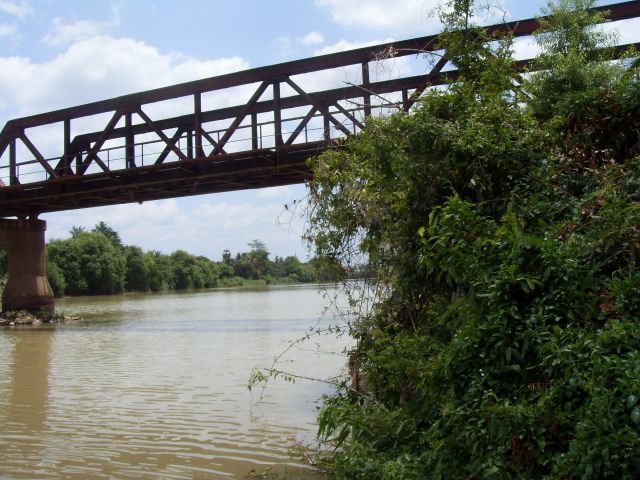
(306, 0, 640, 477)
(46, 260, 66, 298)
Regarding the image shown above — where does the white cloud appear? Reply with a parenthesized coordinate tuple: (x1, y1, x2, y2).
(255, 186, 294, 200)
(196, 202, 281, 229)
(314, 38, 394, 56)
(274, 36, 294, 56)
(307, 38, 396, 88)
(47, 199, 184, 239)
(0, 33, 251, 186)
(0, 23, 17, 38)
(42, 17, 117, 47)
(512, 37, 540, 60)
(0, 35, 249, 117)
(602, 17, 640, 45)
(304, 38, 413, 90)
(299, 31, 324, 46)
(0, 30, 315, 260)
(12, 34, 308, 259)
(45, 199, 196, 254)
(471, 1, 513, 25)
(509, 16, 640, 62)
(316, 0, 440, 35)
(316, 0, 520, 35)
(190, 199, 308, 256)
(43, 193, 310, 260)
(0, 0, 32, 18)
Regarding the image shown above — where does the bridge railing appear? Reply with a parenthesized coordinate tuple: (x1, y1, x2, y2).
(0, 1, 638, 216)
(3, 103, 382, 185)
(0, 48, 420, 187)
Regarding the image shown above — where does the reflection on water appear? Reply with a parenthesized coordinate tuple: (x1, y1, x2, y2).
(1, 330, 53, 478)
(0, 285, 351, 479)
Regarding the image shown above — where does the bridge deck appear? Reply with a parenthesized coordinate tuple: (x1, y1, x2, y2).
(0, 1, 639, 217)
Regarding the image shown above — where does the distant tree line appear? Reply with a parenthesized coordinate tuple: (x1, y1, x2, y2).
(0, 221, 339, 298)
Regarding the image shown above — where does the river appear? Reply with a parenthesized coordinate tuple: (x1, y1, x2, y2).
(0, 284, 353, 479)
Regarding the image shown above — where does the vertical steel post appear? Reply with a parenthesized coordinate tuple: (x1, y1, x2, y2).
(362, 62, 372, 118)
(75, 152, 82, 174)
(187, 130, 193, 159)
(251, 113, 258, 150)
(194, 92, 204, 157)
(125, 113, 135, 168)
(63, 119, 71, 176)
(322, 105, 330, 142)
(273, 81, 283, 147)
(9, 138, 17, 185)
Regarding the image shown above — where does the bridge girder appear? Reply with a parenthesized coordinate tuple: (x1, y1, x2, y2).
(0, 0, 638, 217)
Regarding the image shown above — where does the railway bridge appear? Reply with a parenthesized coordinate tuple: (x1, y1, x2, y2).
(1, 0, 639, 312)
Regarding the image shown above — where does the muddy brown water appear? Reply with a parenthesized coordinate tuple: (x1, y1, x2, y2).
(0, 284, 352, 479)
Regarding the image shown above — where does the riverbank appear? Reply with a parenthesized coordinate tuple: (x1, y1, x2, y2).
(216, 276, 317, 288)
(50, 278, 341, 301)
(0, 309, 79, 327)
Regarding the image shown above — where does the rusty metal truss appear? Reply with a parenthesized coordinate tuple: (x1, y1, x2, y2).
(0, 0, 639, 218)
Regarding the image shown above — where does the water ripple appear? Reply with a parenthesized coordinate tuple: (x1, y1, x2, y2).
(0, 285, 352, 478)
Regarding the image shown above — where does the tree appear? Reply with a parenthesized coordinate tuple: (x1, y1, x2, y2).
(92, 221, 123, 249)
(247, 239, 272, 278)
(145, 250, 170, 291)
(46, 260, 66, 298)
(305, 1, 640, 478)
(69, 226, 85, 238)
(233, 253, 258, 279)
(45, 227, 323, 297)
(47, 231, 126, 295)
(196, 256, 219, 288)
(167, 250, 218, 290)
(248, 239, 269, 255)
(125, 246, 149, 292)
(47, 238, 85, 294)
(232, 240, 272, 279)
(170, 249, 196, 290)
(217, 261, 235, 279)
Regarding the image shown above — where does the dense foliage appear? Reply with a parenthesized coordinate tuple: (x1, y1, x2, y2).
(17, 223, 332, 297)
(305, 0, 640, 478)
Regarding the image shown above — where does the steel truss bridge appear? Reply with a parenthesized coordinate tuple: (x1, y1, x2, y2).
(0, 1, 639, 218)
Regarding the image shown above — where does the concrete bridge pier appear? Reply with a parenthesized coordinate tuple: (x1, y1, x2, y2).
(0, 218, 54, 314)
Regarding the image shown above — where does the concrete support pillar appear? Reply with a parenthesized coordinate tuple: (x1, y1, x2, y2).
(0, 219, 54, 313)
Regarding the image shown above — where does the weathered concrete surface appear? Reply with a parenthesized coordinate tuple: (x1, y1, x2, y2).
(0, 219, 54, 313)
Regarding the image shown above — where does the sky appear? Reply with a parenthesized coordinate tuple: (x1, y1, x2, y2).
(0, 0, 637, 260)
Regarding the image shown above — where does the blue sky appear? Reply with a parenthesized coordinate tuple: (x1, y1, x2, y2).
(0, 0, 636, 260)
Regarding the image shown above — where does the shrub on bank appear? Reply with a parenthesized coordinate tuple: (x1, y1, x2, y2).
(306, 1, 640, 477)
